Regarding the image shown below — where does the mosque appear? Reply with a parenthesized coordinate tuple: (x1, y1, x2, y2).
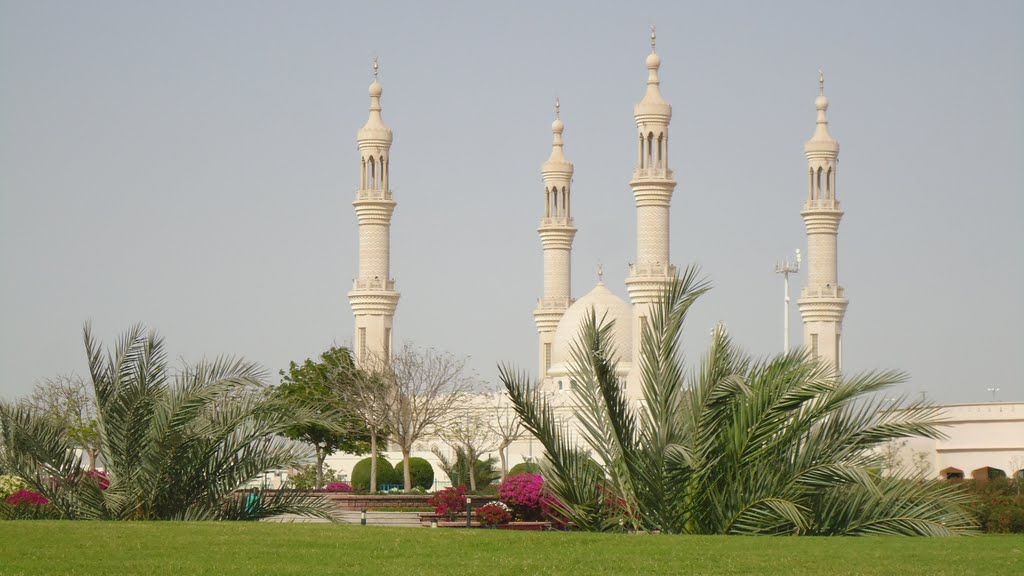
(334, 31, 1022, 485)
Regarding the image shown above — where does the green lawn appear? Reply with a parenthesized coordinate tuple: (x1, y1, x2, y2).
(0, 521, 1019, 576)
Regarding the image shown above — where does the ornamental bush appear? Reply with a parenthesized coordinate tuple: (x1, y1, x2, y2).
(0, 474, 28, 499)
(406, 457, 434, 490)
(351, 457, 396, 492)
(507, 462, 542, 477)
(323, 482, 353, 493)
(428, 485, 467, 520)
(5, 489, 49, 506)
(477, 501, 512, 526)
(499, 474, 544, 521)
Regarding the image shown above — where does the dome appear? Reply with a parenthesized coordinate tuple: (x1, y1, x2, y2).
(549, 282, 633, 373)
(646, 52, 661, 70)
(815, 94, 828, 110)
(551, 117, 564, 134)
(369, 80, 383, 98)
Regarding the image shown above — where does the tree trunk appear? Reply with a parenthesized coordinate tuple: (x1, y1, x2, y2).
(401, 446, 412, 493)
(369, 432, 378, 494)
(315, 445, 326, 490)
(498, 442, 509, 480)
(468, 448, 477, 491)
(86, 447, 98, 471)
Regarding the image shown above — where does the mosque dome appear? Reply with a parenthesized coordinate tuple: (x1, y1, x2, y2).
(549, 281, 633, 375)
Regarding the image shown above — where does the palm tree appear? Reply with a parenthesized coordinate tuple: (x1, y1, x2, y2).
(0, 323, 338, 521)
(500, 267, 976, 535)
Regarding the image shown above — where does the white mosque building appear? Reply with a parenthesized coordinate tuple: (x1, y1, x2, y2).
(333, 32, 1023, 486)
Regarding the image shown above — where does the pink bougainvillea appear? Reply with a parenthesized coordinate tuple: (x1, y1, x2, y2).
(5, 489, 49, 506)
(428, 485, 467, 520)
(476, 501, 512, 526)
(499, 474, 544, 521)
(323, 482, 353, 492)
(540, 493, 571, 529)
(87, 469, 110, 490)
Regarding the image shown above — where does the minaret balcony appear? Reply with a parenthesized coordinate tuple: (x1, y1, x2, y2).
(352, 277, 396, 291)
(632, 167, 674, 180)
(628, 262, 678, 278)
(539, 216, 575, 228)
(802, 198, 842, 211)
(800, 285, 845, 299)
(356, 188, 394, 201)
(536, 297, 574, 310)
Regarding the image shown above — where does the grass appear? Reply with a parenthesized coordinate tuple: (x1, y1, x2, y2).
(0, 521, 1019, 576)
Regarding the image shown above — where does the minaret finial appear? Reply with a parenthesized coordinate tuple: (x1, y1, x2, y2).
(650, 25, 657, 53)
(818, 67, 824, 95)
(555, 97, 560, 119)
(373, 56, 379, 80)
(597, 261, 604, 283)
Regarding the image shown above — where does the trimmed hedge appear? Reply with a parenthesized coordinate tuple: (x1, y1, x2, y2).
(351, 457, 396, 491)
(507, 462, 542, 477)
(405, 457, 434, 489)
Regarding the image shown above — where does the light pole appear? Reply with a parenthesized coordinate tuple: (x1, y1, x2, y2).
(775, 249, 801, 352)
(988, 387, 1000, 402)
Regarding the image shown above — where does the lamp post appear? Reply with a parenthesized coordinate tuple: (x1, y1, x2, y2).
(988, 387, 1000, 402)
(775, 249, 801, 352)
(465, 496, 472, 528)
(360, 508, 367, 526)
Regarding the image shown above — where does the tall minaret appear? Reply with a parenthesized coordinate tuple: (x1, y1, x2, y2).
(624, 27, 677, 396)
(534, 99, 577, 379)
(348, 59, 400, 365)
(798, 70, 848, 372)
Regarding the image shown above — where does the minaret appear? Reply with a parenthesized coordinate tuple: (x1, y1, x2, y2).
(534, 99, 577, 379)
(798, 70, 848, 372)
(348, 59, 400, 365)
(624, 27, 677, 396)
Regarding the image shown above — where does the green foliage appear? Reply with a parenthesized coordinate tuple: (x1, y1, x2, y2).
(0, 474, 28, 499)
(0, 323, 338, 521)
(287, 464, 345, 491)
(959, 478, 1024, 533)
(406, 457, 434, 489)
(276, 347, 370, 488)
(501, 268, 977, 535)
(435, 448, 499, 488)
(351, 456, 396, 491)
(508, 462, 542, 477)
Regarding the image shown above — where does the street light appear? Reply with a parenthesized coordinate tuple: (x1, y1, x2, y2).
(465, 496, 473, 528)
(775, 249, 801, 352)
(988, 387, 1000, 402)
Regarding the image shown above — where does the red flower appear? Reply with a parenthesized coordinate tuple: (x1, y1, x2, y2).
(5, 489, 49, 506)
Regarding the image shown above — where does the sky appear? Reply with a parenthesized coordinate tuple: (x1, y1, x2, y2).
(1, 1, 1022, 404)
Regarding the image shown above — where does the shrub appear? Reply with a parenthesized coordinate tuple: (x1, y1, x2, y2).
(288, 464, 345, 491)
(5, 489, 49, 506)
(499, 474, 544, 521)
(507, 462, 542, 477)
(477, 501, 512, 526)
(0, 474, 28, 499)
(959, 478, 1024, 533)
(428, 485, 467, 520)
(405, 457, 434, 490)
(323, 482, 353, 493)
(351, 457, 395, 492)
(541, 494, 571, 529)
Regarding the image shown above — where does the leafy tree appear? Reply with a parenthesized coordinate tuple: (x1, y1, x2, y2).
(0, 323, 338, 521)
(276, 347, 369, 489)
(501, 268, 977, 535)
(333, 356, 393, 494)
(432, 446, 499, 490)
(374, 343, 472, 492)
(25, 374, 101, 469)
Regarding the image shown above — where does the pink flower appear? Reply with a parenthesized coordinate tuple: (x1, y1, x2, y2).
(5, 489, 49, 506)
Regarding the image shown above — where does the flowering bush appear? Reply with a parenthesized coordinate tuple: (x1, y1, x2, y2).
(87, 469, 111, 490)
(476, 501, 512, 526)
(0, 474, 28, 499)
(5, 489, 49, 506)
(323, 482, 353, 492)
(499, 474, 544, 521)
(540, 493, 571, 529)
(428, 485, 467, 520)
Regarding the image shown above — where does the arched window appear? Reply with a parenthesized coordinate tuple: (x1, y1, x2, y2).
(638, 134, 645, 168)
(647, 132, 655, 169)
(808, 169, 815, 200)
(368, 157, 376, 189)
(552, 187, 559, 215)
(361, 157, 367, 189)
(562, 186, 568, 217)
(657, 133, 664, 167)
(826, 167, 832, 198)
(816, 167, 823, 199)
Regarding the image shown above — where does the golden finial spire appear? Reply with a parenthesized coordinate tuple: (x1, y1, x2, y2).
(650, 25, 657, 53)
(373, 56, 379, 80)
(597, 261, 604, 283)
(818, 67, 824, 95)
(555, 97, 560, 119)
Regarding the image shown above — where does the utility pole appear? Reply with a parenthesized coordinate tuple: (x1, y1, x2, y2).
(775, 249, 801, 352)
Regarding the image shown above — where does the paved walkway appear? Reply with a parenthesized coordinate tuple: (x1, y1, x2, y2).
(266, 511, 423, 527)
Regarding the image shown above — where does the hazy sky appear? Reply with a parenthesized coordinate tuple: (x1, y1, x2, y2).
(1, 1, 1021, 404)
